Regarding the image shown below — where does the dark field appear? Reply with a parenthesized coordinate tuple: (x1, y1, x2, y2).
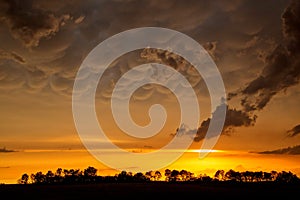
(1, 182, 300, 199)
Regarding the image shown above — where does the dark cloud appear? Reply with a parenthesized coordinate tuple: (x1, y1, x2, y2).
(93, 48, 208, 102)
(257, 145, 300, 155)
(174, 103, 256, 142)
(1, 0, 298, 151)
(140, 48, 202, 88)
(222, 0, 300, 144)
(173, 123, 197, 138)
(0, 0, 293, 106)
(0, 0, 70, 48)
(282, 0, 300, 45)
(287, 124, 300, 137)
(0, 0, 87, 95)
(230, 0, 300, 112)
(203, 41, 218, 60)
(0, 147, 17, 153)
(194, 104, 256, 142)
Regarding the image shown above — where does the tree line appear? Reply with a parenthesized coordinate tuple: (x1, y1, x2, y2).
(18, 166, 300, 184)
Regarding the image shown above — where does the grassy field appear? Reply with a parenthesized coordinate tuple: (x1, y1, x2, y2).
(1, 182, 300, 199)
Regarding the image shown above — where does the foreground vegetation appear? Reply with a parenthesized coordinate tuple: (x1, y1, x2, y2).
(17, 166, 300, 185)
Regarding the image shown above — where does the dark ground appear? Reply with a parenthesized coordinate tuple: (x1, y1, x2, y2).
(1, 182, 300, 199)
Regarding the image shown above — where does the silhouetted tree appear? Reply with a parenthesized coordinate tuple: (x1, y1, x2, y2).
(144, 170, 161, 181)
(179, 170, 194, 181)
(169, 170, 180, 182)
(45, 170, 54, 184)
(84, 166, 97, 177)
(63, 169, 82, 183)
(154, 171, 162, 181)
(275, 171, 300, 183)
(164, 169, 171, 181)
(133, 172, 149, 182)
(271, 170, 279, 181)
(18, 173, 29, 184)
(56, 168, 62, 176)
(214, 170, 225, 181)
(83, 166, 97, 183)
(253, 171, 263, 182)
(18, 167, 300, 185)
(31, 172, 46, 184)
(54, 168, 63, 183)
(263, 172, 273, 181)
(116, 171, 133, 182)
(179, 170, 188, 181)
(145, 171, 154, 181)
(241, 171, 253, 182)
(197, 174, 213, 183)
(225, 169, 242, 182)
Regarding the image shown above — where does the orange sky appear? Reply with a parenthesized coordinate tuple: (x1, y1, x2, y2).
(1, 0, 300, 184)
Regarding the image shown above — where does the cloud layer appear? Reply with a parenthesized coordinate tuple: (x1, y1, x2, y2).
(229, 0, 300, 112)
(1, 0, 298, 144)
(2, 1, 70, 48)
(258, 145, 300, 155)
(194, 104, 256, 142)
(0, 0, 291, 99)
(287, 124, 300, 137)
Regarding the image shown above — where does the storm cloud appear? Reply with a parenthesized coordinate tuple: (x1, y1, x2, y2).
(0, 0, 297, 142)
(193, 104, 256, 142)
(230, 0, 300, 112)
(0, 0, 290, 98)
(0, 0, 71, 48)
(287, 124, 300, 137)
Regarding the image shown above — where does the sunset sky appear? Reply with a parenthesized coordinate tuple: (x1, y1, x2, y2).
(1, 0, 300, 184)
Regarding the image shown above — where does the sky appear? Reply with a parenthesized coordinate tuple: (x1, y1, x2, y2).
(1, 0, 300, 183)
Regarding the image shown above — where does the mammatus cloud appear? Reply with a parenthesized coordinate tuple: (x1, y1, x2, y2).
(0, 0, 296, 147)
(257, 145, 300, 155)
(0, 49, 25, 64)
(0, 0, 87, 95)
(287, 124, 300, 137)
(0, 0, 290, 100)
(229, 0, 300, 112)
(94, 47, 206, 102)
(171, 1, 299, 142)
(140, 48, 202, 88)
(206, 0, 300, 143)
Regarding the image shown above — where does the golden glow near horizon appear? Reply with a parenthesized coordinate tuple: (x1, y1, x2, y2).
(2, 148, 300, 184)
